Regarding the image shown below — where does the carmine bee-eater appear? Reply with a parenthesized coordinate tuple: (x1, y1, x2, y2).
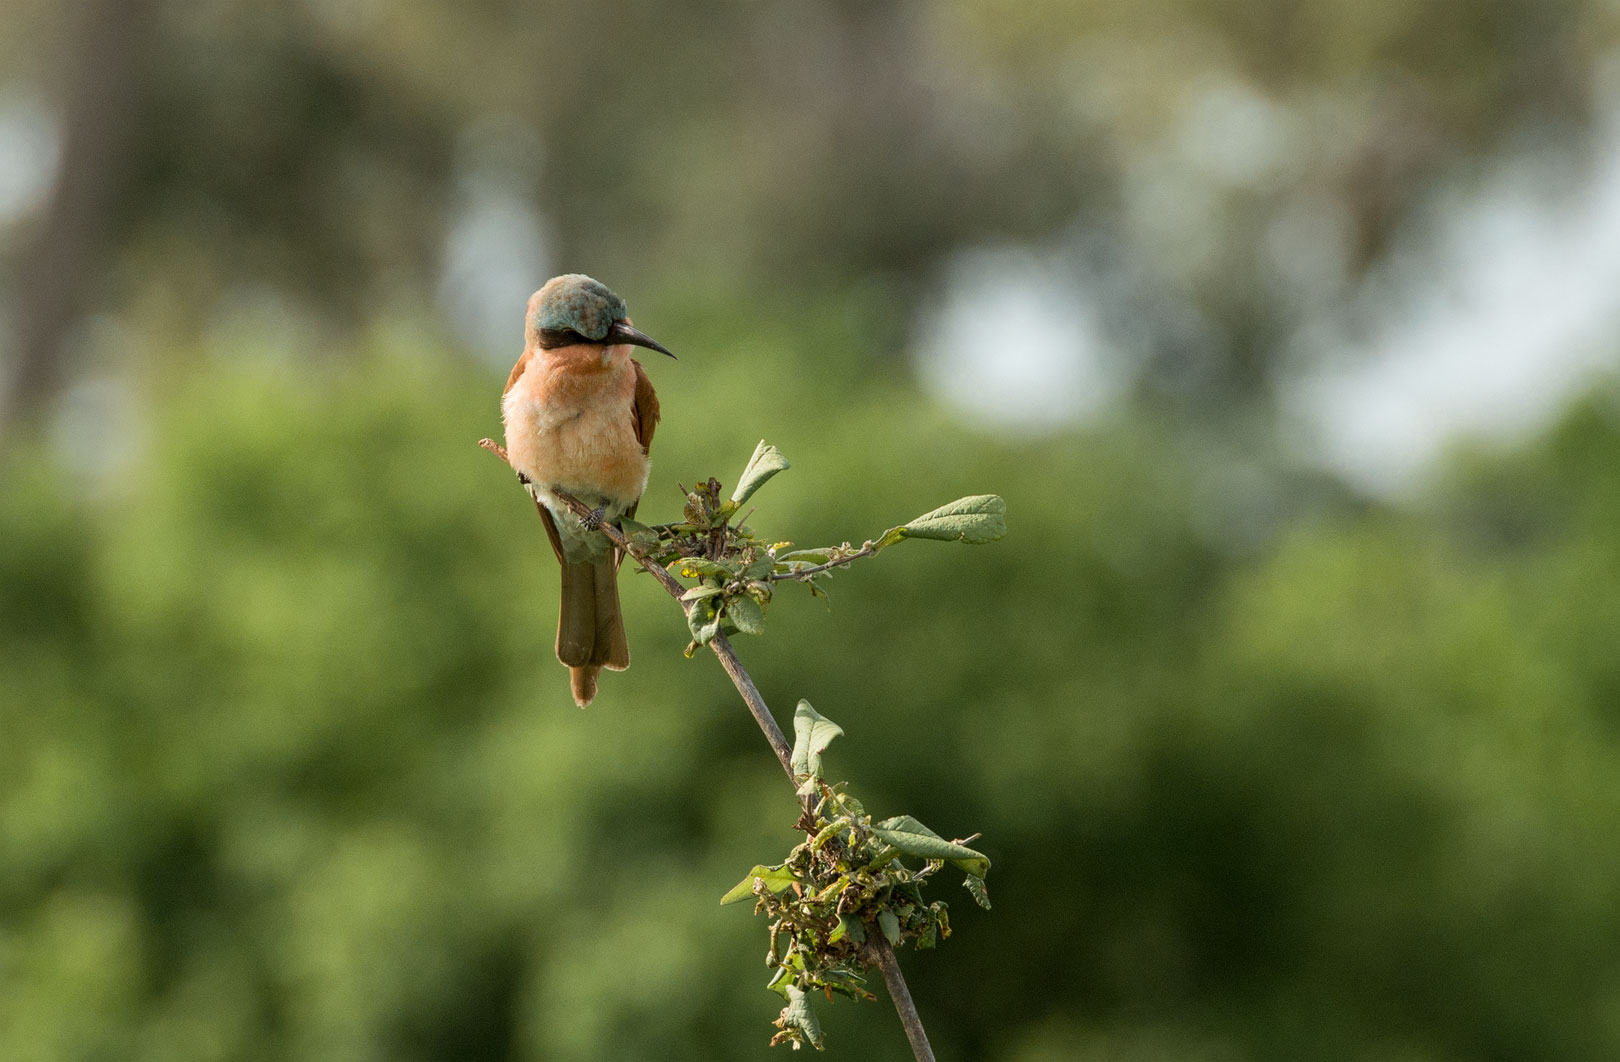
(501, 274, 674, 707)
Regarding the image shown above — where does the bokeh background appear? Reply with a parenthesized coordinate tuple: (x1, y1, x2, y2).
(6, 0, 1620, 1059)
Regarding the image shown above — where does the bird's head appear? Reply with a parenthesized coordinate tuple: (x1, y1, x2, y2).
(526, 274, 675, 358)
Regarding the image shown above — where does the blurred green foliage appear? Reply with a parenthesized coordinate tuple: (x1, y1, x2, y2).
(6, 308, 1620, 1059)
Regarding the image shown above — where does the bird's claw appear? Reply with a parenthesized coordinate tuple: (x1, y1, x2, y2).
(582, 506, 607, 531)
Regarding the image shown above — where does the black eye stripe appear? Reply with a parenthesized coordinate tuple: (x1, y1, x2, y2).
(537, 327, 591, 349)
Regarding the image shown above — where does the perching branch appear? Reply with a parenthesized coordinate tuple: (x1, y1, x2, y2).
(709, 629, 796, 781)
(480, 437, 943, 1061)
(867, 939, 936, 1062)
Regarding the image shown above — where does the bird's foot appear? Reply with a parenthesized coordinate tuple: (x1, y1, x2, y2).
(581, 505, 607, 531)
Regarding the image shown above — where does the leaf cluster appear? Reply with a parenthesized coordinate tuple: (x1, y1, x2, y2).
(722, 703, 991, 1051)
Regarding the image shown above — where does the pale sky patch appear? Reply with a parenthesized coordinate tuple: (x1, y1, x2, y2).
(912, 246, 1128, 432)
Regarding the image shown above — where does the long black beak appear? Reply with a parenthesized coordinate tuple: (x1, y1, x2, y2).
(605, 320, 676, 359)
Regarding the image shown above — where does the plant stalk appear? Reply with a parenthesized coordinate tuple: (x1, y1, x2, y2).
(709, 630, 795, 779)
(869, 938, 938, 1062)
(768, 543, 878, 582)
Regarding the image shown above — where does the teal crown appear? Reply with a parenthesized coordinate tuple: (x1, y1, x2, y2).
(534, 274, 628, 341)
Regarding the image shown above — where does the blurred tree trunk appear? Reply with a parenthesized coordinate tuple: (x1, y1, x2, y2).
(2, 0, 154, 445)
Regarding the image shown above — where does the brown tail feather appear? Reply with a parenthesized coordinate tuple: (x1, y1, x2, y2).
(558, 557, 629, 705)
(556, 560, 596, 667)
(592, 556, 631, 672)
(570, 665, 600, 707)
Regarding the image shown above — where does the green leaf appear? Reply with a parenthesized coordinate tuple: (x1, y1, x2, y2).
(878, 909, 901, 944)
(725, 594, 766, 636)
(895, 495, 1007, 544)
(827, 914, 867, 945)
(732, 440, 791, 506)
(791, 701, 844, 781)
(865, 845, 900, 871)
(812, 874, 848, 903)
(872, 526, 908, 551)
(721, 864, 799, 904)
(963, 873, 992, 910)
(810, 818, 849, 852)
(680, 585, 723, 602)
(672, 557, 736, 579)
(777, 548, 832, 564)
(781, 984, 824, 1050)
(686, 604, 721, 646)
(871, 815, 991, 879)
(617, 516, 660, 551)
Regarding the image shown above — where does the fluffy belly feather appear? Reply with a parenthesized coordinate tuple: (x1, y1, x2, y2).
(502, 354, 650, 547)
(543, 411, 649, 503)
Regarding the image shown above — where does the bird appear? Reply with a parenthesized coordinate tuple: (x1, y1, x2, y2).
(501, 274, 674, 706)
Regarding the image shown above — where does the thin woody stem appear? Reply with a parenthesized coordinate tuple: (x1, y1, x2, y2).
(709, 630, 795, 779)
(869, 939, 938, 1062)
(768, 544, 878, 582)
(479, 438, 937, 1062)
